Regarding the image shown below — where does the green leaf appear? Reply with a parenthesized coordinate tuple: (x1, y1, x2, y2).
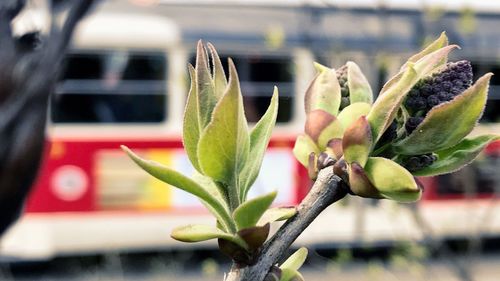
(326, 138, 344, 160)
(198, 59, 250, 185)
(293, 134, 320, 167)
(191, 171, 226, 204)
(257, 207, 297, 226)
(305, 110, 337, 143)
(381, 33, 449, 96)
(183, 65, 202, 173)
(364, 157, 421, 202)
(346, 61, 373, 104)
(412, 45, 458, 78)
(239, 87, 279, 201)
(404, 32, 449, 68)
(304, 68, 341, 116)
(337, 102, 371, 131)
(195, 40, 217, 128)
(367, 65, 418, 143)
(313, 62, 330, 73)
(317, 117, 344, 151)
(122, 146, 235, 232)
(171, 225, 247, 249)
(233, 191, 277, 230)
(207, 42, 227, 99)
(413, 135, 500, 176)
(349, 162, 383, 199)
(394, 73, 493, 155)
(368, 45, 457, 142)
(280, 247, 308, 271)
(342, 116, 372, 167)
(280, 268, 304, 281)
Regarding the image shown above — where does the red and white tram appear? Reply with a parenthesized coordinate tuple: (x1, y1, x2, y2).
(1, 0, 499, 260)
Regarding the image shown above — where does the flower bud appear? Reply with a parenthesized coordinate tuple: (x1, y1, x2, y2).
(404, 60, 472, 115)
(402, 153, 437, 172)
(336, 65, 350, 110)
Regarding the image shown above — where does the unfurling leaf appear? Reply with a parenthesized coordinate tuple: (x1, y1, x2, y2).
(280, 269, 305, 281)
(195, 40, 217, 128)
(367, 64, 417, 143)
(233, 191, 277, 230)
(237, 223, 270, 251)
(337, 102, 371, 131)
(349, 162, 382, 198)
(280, 247, 308, 281)
(239, 87, 279, 201)
(197, 59, 250, 185)
(304, 68, 341, 116)
(172, 224, 247, 249)
(413, 135, 500, 176)
(346, 61, 373, 104)
(304, 109, 337, 143)
(326, 138, 343, 159)
(308, 152, 319, 180)
(280, 247, 308, 271)
(183, 65, 202, 172)
(257, 207, 297, 226)
(394, 73, 492, 155)
(342, 116, 372, 167)
(121, 146, 234, 232)
(207, 42, 227, 98)
(313, 62, 330, 73)
(402, 32, 449, 70)
(293, 134, 320, 167)
(317, 117, 343, 150)
(363, 157, 421, 202)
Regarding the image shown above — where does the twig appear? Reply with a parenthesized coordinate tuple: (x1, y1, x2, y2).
(225, 168, 348, 281)
(47, 0, 95, 63)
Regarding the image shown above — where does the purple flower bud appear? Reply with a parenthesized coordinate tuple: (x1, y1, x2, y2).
(427, 95, 440, 108)
(405, 116, 424, 134)
(403, 153, 437, 172)
(336, 65, 350, 109)
(442, 81, 452, 91)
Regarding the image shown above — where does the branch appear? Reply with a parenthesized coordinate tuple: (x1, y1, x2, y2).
(225, 168, 348, 281)
(46, 0, 96, 66)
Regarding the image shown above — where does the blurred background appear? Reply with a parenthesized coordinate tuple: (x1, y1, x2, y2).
(1, 0, 500, 280)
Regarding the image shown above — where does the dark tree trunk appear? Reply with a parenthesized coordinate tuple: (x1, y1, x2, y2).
(0, 0, 96, 236)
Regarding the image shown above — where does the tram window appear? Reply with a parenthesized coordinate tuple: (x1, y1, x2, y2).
(62, 54, 104, 80)
(52, 52, 167, 124)
(249, 58, 293, 82)
(471, 62, 500, 122)
(189, 54, 294, 123)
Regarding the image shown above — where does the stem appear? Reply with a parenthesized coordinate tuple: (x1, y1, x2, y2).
(228, 178, 241, 212)
(225, 168, 347, 281)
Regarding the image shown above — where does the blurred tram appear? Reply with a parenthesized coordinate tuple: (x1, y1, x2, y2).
(1, 0, 500, 260)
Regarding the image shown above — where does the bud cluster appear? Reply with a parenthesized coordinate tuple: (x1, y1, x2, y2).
(404, 60, 473, 134)
(402, 154, 438, 172)
(295, 32, 495, 203)
(378, 120, 398, 145)
(336, 65, 350, 110)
